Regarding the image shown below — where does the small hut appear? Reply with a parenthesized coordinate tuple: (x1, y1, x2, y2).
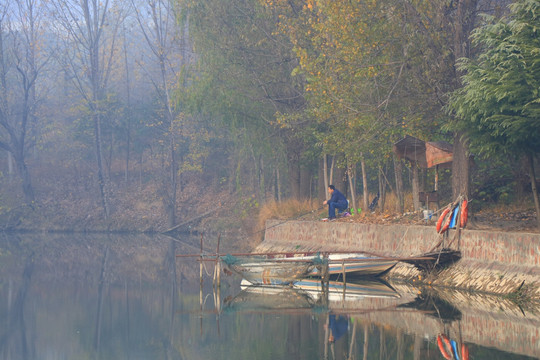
(393, 135, 453, 210)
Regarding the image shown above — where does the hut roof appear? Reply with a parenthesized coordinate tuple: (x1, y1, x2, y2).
(393, 135, 453, 168)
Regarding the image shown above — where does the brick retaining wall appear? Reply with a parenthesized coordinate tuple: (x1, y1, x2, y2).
(263, 220, 540, 295)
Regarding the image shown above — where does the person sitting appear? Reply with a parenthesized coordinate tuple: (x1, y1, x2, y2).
(323, 185, 348, 220)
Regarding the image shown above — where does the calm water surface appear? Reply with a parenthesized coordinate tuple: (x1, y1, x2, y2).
(0, 233, 538, 359)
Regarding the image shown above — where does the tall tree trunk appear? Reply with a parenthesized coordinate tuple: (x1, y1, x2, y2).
(451, 132, 470, 200)
(329, 155, 335, 185)
(360, 153, 368, 211)
(288, 153, 301, 199)
(393, 154, 404, 213)
(411, 161, 420, 210)
(347, 158, 356, 213)
(333, 155, 347, 196)
(513, 156, 528, 203)
(276, 166, 281, 202)
(93, 111, 110, 218)
(526, 153, 540, 230)
(378, 166, 386, 212)
(259, 155, 265, 205)
(14, 153, 35, 205)
(451, 0, 478, 199)
(168, 133, 177, 228)
(122, 25, 132, 185)
(300, 166, 311, 199)
(229, 155, 239, 194)
(8, 151, 14, 176)
(318, 157, 326, 201)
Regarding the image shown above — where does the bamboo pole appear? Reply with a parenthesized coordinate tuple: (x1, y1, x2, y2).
(324, 313, 330, 360)
(199, 234, 203, 336)
(199, 234, 203, 285)
(217, 235, 221, 288)
(348, 320, 357, 360)
(179, 249, 406, 258)
(194, 255, 437, 263)
(213, 234, 221, 288)
(342, 260, 346, 299)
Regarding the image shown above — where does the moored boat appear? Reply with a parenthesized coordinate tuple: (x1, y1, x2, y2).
(220, 252, 397, 284)
(221, 254, 317, 285)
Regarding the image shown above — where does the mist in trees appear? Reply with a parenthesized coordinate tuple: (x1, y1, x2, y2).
(0, 0, 50, 206)
(0, 0, 537, 230)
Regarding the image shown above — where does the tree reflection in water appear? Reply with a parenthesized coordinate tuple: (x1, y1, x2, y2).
(0, 233, 538, 359)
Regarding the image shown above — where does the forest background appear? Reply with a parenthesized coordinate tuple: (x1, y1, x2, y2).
(0, 0, 539, 243)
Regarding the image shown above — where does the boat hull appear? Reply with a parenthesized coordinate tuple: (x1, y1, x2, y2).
(225, 259, 315, 285)
(308, 254, 397, 277)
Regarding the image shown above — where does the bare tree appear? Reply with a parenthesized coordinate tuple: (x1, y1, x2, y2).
(131, 0, 187, 227)
(49, 0, 128, 218)
(0, 0, 50, 206)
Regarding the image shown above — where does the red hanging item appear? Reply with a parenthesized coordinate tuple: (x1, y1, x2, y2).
(437, 334, 453, 360)
(460, 198, 469, 228)
(436, 207, 451, 233)
(461, 343, 469, 360)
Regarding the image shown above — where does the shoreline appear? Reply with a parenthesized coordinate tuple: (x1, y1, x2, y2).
(260, 219, 540, 299)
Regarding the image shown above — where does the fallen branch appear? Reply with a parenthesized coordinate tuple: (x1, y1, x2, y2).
(163, 209, 215, 234)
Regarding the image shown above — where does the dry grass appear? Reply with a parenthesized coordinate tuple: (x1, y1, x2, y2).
(349, 192, 416, 216)
(257, 199, 323, 230)
(255, 192, 432, 230)
(257, 192, 417, 227)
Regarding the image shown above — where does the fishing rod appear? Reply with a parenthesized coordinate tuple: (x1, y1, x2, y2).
(244, 205, 327, 238)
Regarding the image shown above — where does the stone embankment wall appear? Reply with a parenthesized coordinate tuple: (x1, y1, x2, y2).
(262, 220, 540, 296)
(260, 220, 540, 358)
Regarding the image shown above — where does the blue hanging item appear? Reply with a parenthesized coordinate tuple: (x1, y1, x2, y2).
(451, 339, 461, 360)
(449, 205, 460, 229)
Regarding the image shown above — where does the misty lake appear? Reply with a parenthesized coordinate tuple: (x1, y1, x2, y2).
(0, 233, 538, 360)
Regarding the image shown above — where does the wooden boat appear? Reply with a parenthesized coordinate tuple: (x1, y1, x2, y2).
(305, 253, 397, 278)
(220, 252, 396, 284)
(220, 254, 316, 285)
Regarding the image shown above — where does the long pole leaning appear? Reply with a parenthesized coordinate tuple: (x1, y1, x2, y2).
(200, 234, 204, 285)
(213, 234, 221, 288)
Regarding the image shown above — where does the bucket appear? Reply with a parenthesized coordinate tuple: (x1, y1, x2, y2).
(423, 209, 433, 220)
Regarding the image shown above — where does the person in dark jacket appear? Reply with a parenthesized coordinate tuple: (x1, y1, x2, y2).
(323, 185, 348, 219)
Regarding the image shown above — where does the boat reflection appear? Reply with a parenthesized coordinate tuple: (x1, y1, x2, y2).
(224, 278, 400, 314)
(223, 282, 316, 314)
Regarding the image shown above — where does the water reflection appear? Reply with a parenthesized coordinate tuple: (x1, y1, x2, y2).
(0, 233, 538, 359)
